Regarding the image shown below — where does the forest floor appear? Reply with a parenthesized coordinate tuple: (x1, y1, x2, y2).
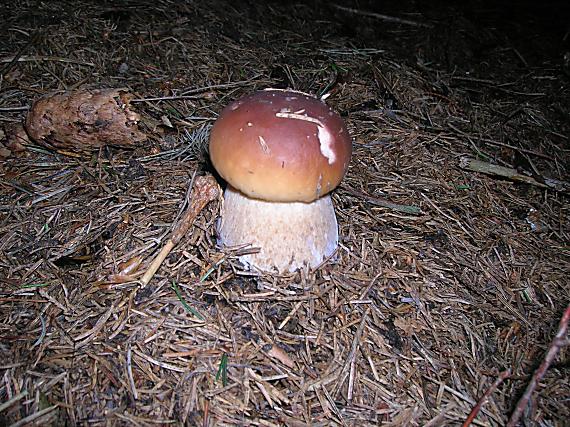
(1, 0, 569, 425)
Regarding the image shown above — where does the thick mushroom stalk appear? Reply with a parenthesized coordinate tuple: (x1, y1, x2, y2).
(219, 186, 338, 272)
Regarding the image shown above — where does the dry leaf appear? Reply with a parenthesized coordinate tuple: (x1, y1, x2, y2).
(118, 256, 143, 276)
(264, 343, 295, 368)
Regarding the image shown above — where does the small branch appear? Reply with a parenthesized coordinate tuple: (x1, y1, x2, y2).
(507, 303, 570, 427)
(131, 76, 263, 103)
(0, 390, 28, 412)
(8, 405, 58, 427)
(0, 32, 41, 75)
(140, 174, 220, 286)
(332, 4, 433, 28)
(459, 157, 570, 194)
(0, 106, 29, 112)
(126, 344, 138, 400)
(462, 369, 512, 426)
(448, 123, 554, 160)
(0, 54, 95, 68)
(342, 186, 421, 214)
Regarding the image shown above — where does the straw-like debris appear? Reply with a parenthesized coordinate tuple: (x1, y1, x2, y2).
(1, 1, 568, 426)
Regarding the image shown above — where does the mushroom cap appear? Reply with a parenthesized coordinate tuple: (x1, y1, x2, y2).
(209, 89, 352, 203)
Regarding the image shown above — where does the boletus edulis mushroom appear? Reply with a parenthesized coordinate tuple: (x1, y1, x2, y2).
(209, 89, 352, 272)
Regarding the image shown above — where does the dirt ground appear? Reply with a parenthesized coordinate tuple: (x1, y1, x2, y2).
(1, 1, 569, 426)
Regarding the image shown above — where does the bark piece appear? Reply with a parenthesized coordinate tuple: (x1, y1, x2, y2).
(25, 88, 147, 153)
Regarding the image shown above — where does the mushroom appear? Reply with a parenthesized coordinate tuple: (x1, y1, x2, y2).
(209, 89, 352, 272)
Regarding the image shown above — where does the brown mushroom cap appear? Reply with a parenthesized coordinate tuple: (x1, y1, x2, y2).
(209, 89, 352, 203)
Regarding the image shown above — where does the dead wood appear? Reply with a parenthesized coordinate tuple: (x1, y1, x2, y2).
(140, 174, 221, 286)
(24, 88, 147, 154)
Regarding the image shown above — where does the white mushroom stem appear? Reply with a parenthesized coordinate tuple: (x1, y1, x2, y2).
(218, 185, 339, 272)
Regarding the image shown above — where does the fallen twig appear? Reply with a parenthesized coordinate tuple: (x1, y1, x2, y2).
(332, 4, 433, 28)
(0, 32, 41, 76)
(507, 303, 570, 426)
(341, 186, 421, 214)
(462, 369, 512, 426)
(448, 123, 554, 160)
(8, 405, 59, 427)
(0, 390, 28, 413)
(140, 174, 221, 286)
(0, 54, 95, 67)
(459, 157, 570, 194)
(131, 75, 263, 103)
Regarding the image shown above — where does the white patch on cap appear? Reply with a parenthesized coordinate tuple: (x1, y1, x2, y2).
(258, 135, 270, 154)
(275, 112, 321, 125)
(275, 112, 336, 164)
(317, 125, 336, 164)
(264, 88, 314, 97)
